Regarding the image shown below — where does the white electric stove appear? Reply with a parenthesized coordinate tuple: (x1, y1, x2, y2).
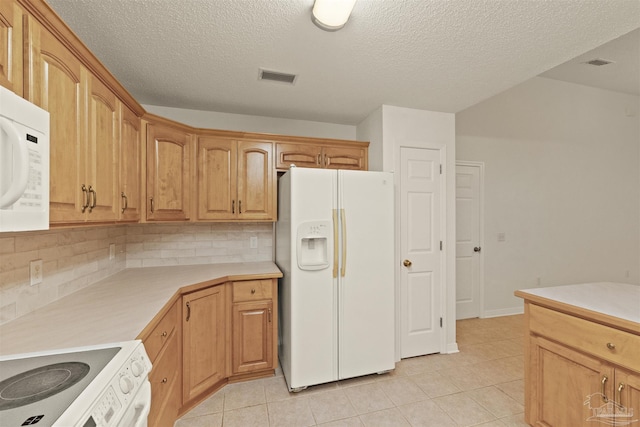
(0, 340, 152, 427)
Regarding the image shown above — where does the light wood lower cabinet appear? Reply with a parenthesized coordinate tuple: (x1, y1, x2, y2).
(231, 280, 276, 375)
(141, 301, 181, 427)
(182, 285, 226, 404)
(141, 278, 279, 426)
(523, 303, 640, 427)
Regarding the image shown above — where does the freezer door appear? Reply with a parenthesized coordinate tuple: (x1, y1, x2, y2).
(287, 168, 338, 389)
(338, 170, 395, 379)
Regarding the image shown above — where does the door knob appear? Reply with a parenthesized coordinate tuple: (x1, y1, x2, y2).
(474, 247, 481, 252)
(403, 259, 412, 267)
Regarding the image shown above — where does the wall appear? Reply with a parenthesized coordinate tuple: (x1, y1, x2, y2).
(357, 105, 458, 355)
(456, 76, 640, 316)
(0, 223, 273, 325)
(144, 105, 357, 140)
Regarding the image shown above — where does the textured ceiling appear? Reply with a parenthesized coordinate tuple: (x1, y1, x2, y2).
(46, 0, 640, 125)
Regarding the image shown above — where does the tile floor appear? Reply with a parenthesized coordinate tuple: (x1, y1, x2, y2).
(175, 314, 527, 427)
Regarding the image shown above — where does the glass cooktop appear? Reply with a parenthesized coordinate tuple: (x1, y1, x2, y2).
(0, 347, 119, 427)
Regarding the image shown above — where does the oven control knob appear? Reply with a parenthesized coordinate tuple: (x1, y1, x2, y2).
(131, 360, 145, 377)
(119, 375, 134, 394)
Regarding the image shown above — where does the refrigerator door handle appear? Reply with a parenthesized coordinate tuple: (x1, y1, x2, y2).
(340, 209, 347, 277)
(332, 209, 339, 278)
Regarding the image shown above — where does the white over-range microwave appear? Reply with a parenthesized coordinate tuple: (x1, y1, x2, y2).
(0, 86, 50, 232)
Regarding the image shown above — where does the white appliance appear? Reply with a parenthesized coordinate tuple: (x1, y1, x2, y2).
(276, 167, 395, 391)
(0, 85, 50, 232)
(0, 340, 152, 427)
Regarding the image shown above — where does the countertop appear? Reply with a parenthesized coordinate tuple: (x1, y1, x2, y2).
(0, 262, 282, 357)
(515, 282, 640, 334)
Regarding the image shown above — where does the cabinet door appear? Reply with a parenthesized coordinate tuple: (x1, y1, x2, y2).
(614, 369, 640, 423)
(529, 336, 614, 427)
(86, 74, 118, 221)
(322, 146, 367, 170)
(237, 141, 274, 220)
(275, 142, 322, 169)
(0, 1, 24, 95)
(27, 20, 86, 223)
(119, 104, 141, 221)
(183, 285, 226, 403)
(146, 123, 191, 221)
(232, 300, 273, 374)
(197, 137, 236, 220)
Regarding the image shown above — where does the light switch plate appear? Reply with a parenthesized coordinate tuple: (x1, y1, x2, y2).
(250, 236, 258, 249)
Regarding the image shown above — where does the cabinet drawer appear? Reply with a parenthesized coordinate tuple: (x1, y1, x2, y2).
(149, 330, 180, 427)
(233, 280, 273, 302)
(529, 304, 640, 371)
(143, 302, 178, 363)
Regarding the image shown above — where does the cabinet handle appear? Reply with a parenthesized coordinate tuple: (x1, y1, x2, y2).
(121, 192, 128, 213)
(317, 154, 322, 166)
(239, 200, 242, 214)
(325, 155, 330, 167)
(81, 185, 89, 212)
(87, 186, 96, 212)
(601, 375, 609, 403)
(161, 378, 167, 384)
(232, 200, 235, 214)
(268, 308, 272, 323)
(150, 197, 154, 213)
(186, 301, 191, 322)
(161, 331, 167, 337)
(251, 289, 256, 294)
(617, 382, 625, 405)
(606, 342, 616, 350)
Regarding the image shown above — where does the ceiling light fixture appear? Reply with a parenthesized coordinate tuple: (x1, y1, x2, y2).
(312, 0, 357, 31)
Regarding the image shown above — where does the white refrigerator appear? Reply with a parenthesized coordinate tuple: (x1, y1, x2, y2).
(276, 167, 395, 391)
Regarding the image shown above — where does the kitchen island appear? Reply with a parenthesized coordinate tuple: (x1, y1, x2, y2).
(515, 282, 640, 427)
(0, 261, 282, 426)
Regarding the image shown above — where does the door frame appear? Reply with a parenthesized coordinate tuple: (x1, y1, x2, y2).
(455, 161, 485, 318)
(395, 145, 449, 359)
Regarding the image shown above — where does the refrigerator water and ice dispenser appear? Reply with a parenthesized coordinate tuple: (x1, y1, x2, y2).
(296, 221, 330, 270)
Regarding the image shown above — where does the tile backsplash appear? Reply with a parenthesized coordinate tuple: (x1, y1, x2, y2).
(0, 222, 273, 325)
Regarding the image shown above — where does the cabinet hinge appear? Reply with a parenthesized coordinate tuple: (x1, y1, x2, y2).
(440, 241, 443, 251)
(440, 317, 443, 327)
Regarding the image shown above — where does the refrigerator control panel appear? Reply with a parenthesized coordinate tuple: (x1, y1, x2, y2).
(297, 221, 330, 270)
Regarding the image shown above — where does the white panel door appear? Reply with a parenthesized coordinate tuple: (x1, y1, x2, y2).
(400, 147, 442, 358)
(456, 164, 482, 319)
(338, 170, 395, 379)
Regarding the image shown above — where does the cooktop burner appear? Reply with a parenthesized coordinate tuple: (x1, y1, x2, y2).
(0, 347, 120, 427)
(0, 362, 90, 410)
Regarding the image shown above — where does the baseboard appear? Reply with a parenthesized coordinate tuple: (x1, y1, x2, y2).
(445, 342, 459, 354)
(481, 306, 524, 318)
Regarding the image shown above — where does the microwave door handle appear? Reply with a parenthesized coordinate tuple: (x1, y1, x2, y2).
(0, 117, 30, 209)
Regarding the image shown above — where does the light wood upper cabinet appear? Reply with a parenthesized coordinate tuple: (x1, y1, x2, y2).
(323, 145, 367, 170)
(182, 285, 226, 404)
(26, 17, 132, 224)
(276, 141, 368, 171)
(119, 104, 141, 221)
(146, 122, 192, 221)
(86, 73, 119, 222)
(0, 1, 24, 95)
(26, 19, 86, 223)
(237, 140, 274, 220)
(197, 137, 275, 221)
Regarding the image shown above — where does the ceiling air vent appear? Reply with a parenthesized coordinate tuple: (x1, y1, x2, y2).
(259, 69, 297, 85)
(585, 58, 614, 66)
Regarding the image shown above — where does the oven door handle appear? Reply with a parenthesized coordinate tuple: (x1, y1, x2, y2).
(131, 381, 151, 427)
